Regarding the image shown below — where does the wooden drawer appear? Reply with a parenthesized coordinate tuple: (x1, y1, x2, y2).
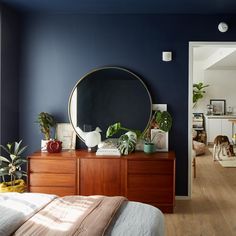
(30, 186, 76, 196)
(128, 160, 173, 174)
(127, 175, 173, 189)
(29, 159, 76, 173)
(127, 189, 173, 203)
(30, 173, 75, 187)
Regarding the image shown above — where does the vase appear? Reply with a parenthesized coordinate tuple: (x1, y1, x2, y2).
(0, 179, 26, 193)
(41, 139, 50, 152)
(144, 143, 155, 154)
(47, 140, 62, 153)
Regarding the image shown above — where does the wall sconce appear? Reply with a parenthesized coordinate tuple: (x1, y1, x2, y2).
(218, 22, 228, 33)
(162, 51, 172, 62)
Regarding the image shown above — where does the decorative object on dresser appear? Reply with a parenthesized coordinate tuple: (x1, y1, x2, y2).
(105, 122, 140, 155)
(46, 140, 62, 153)
(143, 104, 172, 152)
(36, 112, 56, 151)
(0, 140, 27, 193)
(55, 123, 76, 150)
(84, 127, 102, 152)
(28, 150, 176, 213)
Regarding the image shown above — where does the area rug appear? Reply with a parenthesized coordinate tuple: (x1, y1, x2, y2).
(209, 147, 236, 168)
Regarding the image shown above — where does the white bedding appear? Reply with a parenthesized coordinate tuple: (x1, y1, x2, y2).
(106, 201, 164, 236)
(0, 193, 164, 236)
(0, 193, 57, 236)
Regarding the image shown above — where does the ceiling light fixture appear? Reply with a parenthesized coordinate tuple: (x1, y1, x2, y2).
(218, 22, 228, 33)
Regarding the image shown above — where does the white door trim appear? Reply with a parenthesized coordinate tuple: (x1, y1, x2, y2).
(188, 41, 236, 198)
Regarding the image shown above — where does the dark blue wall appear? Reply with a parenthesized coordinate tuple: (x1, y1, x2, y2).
(18, 14, 236, 196)
(0, 6, 20, 146)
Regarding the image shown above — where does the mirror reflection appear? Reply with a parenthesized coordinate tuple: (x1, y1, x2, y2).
(68, 67, 152, 141)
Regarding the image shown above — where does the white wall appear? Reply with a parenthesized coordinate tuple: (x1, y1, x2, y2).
(193, 62, 236, 114)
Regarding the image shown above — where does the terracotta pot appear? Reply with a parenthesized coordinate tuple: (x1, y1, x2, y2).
(0, 179, 26, 193)
(47, 140, 62, 153)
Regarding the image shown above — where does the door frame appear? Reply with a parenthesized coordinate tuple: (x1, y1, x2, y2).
(188, 41, 236, 198)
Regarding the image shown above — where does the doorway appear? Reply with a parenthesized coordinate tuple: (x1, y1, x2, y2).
(188, 42, 236, 197)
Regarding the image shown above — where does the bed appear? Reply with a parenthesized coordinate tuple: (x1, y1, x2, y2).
(0, 193, 164, 236)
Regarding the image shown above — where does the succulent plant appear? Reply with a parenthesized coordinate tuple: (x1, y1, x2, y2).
(36, 112, 56, 140)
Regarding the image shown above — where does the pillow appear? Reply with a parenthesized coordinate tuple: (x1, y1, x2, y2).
(193, 140, 206, 156)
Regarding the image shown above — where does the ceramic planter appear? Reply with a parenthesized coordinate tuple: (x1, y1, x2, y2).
(41, 139, 50, 152)
(144, 143, 155, 154)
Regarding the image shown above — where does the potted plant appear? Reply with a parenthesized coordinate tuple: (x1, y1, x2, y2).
(106, 123, 141, 155)
(143, 110, 172, 153)
(0, 140, 27, 192)
(36, 112, 56, 151)
(193, 82, 209, 108)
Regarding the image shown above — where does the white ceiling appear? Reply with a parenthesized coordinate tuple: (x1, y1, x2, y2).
(194, 46, 236, 70)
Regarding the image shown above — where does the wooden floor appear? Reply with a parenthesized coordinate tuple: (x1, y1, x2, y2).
(165, 148, 236, 236)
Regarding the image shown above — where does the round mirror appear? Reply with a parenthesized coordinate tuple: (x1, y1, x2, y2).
(68, 67, 152, 142)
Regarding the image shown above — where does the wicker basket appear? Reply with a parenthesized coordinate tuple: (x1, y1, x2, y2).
(0, 179, 26, 193)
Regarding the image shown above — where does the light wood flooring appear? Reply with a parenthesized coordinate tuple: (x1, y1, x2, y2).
(165, 148, 236, 236)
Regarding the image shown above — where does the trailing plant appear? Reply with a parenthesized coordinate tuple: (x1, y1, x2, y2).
(36, 112, 56, 140)
(0, 140, 27, 186)
(193, 82, 209, 107)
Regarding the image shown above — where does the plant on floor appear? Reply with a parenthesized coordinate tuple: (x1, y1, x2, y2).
(0, 140, 27, 192)
(193, 82, 209, 108)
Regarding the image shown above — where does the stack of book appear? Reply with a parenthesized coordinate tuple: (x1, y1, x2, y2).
(96, 139, 121, 156)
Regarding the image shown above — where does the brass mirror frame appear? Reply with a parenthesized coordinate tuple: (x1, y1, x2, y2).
(68, 66, 153, 142)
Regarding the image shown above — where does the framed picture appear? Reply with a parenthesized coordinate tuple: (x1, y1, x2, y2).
(151, 104, 169, 152)
(151, 128, 168, 152)
(55, 123, 76, 150)
(210, 99, 226, 115)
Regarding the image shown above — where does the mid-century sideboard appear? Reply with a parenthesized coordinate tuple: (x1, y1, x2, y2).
(28, 150, 175, 213)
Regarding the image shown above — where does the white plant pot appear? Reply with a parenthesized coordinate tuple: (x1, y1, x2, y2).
(41, 140, 49, 152)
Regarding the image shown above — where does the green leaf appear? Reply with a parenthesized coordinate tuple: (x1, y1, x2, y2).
(118, 131, 137, 155)
(17, 145, 27, 155)
(0, 167, 10, 175)
(106, 122, 121, 138)
(14, 171, 23, 179)
(14, 140, 22, 155)
(0, 144, 11, 155)
(0, 156, 10, 163)
(155, 111, 172, 132)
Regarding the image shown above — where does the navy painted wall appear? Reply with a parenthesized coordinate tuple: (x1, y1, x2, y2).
(18, 14, 236, 196)
(0, 6, 20, 146)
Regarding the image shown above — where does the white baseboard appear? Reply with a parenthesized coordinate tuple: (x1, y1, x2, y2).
(175, 195, 191, 200)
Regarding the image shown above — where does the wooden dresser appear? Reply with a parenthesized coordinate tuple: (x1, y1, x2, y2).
(28, 150, 175, 213)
